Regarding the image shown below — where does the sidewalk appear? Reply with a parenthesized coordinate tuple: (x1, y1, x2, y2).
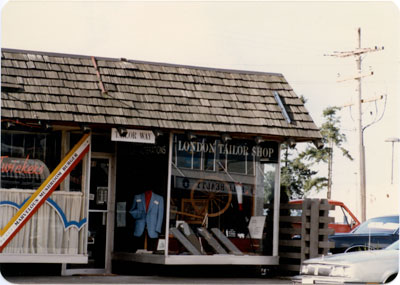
(3, 272, 292, 285)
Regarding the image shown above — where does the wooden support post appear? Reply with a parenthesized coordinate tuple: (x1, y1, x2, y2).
(309, 199, 320, 258)
(300, 199, 310, 263)
(319, 199, 335, 255)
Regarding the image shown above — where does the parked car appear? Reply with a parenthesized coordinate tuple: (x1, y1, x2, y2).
(289, 200, 360, 233)
(329, 215, 399, 254)
(292, 240, 399, 284)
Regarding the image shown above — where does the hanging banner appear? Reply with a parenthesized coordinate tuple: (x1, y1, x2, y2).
(0, 134, 91, 252)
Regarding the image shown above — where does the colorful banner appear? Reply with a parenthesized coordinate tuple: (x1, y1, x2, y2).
(0, 134, 90, 252)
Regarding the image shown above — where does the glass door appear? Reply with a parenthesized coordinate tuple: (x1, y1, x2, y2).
(87, 156, 110, 271)
(63, 153, 115, 275)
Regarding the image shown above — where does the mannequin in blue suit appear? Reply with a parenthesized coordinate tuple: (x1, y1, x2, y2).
(129, 190, 164, 239)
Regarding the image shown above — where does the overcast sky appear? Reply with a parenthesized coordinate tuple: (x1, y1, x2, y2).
(1, 0, 399, 219)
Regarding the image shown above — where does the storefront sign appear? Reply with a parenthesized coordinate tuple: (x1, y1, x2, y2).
(0, 134, 90, 252)
(177, 139, 278, 162)
(0, 155, 48, 176)
(111, 128, 155, 144)
(176, 176, 252, 194)
(0, 156, 50, 188)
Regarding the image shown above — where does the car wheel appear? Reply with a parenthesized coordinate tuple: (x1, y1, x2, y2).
(384, 273, 397, 283)
(344, 245, 372, 253)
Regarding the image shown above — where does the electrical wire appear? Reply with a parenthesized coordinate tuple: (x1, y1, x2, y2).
(363, 94, 387, 131)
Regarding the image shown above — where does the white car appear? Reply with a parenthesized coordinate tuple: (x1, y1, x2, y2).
(292, 240, 399, 284)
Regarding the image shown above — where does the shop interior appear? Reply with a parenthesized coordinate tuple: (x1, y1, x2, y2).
(113, 133, 277, 259)
(114, 134, 170, 253)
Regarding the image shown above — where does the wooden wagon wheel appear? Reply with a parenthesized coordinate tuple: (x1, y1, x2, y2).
(190, 178, 232, 218)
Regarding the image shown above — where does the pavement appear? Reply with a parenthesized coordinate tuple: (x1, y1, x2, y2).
(1, 262, 296, 285)
(3, 274, 293, 285)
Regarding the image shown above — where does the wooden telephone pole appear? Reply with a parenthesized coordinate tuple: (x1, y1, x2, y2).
(325, 28, 384, 222)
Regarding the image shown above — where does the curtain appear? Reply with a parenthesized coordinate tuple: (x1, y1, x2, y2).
(0, 189, 87, 255)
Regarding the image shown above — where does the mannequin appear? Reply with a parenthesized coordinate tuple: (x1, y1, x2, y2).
(129, 189, 164, 251)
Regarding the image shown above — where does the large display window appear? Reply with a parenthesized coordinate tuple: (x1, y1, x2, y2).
(0, 130, 88, 260)
(168, 134, 279, 257)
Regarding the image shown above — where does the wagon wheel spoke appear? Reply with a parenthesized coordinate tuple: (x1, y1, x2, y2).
(211, 199, 221, 208)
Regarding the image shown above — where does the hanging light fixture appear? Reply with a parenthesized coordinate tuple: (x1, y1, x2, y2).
(117, 127, 128, 137)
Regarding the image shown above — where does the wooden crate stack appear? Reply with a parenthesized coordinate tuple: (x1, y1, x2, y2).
(278, 199, 335, 273)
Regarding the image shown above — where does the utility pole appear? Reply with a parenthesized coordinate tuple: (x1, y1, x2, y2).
(325, 28, 384, 222)
(356, 27, 367, 223)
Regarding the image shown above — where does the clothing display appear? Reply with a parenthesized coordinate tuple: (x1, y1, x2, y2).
(129, 191, 164, 238)
(145, 190, 152, 211)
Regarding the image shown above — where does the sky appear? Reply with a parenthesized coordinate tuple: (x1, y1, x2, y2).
(1, 0, 399, 219)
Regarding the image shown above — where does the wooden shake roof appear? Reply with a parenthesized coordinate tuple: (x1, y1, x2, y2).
(1, 48, 321, 141)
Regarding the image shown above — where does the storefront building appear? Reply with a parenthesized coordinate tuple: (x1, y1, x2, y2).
(0, 49, 321, 274)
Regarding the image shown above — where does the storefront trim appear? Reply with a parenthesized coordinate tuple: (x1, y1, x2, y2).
(113, 252, 279, 265)
(163, 255, 279, 265)
(164, 133, 174, 257)
(272, 144, 282, 257)
(0, 254, 88, 264)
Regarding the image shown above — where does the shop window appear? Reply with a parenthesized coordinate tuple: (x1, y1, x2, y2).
(174, 134, 214, 171)
(226, 140, 254, 175)
(0, 131, 60, 189)
(0, 130, 88, 257)
(69, 133, 90, 192)
(69, 133, 114, 192)
(261, 163, 276, 204)
(169, 134, 279, 256)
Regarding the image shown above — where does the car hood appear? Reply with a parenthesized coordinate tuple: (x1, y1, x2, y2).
(303, 249, 399, 266)
(329, 232, 352, 238)
(328, 232, 389, 239)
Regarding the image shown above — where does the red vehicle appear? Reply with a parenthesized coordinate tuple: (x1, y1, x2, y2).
(289, 200, 360, 233)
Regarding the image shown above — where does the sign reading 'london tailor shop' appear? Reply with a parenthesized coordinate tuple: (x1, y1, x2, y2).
(177, 138, 279, 162)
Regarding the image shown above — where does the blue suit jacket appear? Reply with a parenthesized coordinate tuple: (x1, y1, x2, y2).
(129, 192, 164, 238)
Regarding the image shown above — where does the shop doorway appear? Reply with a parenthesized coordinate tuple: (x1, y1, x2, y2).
(63, 153, 115, 275)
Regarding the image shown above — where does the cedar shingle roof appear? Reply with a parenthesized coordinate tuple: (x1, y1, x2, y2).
(1, 48, 321, 141)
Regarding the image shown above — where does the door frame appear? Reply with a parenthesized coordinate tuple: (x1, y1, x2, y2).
(62, 152, 116, 275)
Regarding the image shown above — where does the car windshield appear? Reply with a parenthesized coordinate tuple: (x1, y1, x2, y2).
(385, 240, 399, 250)
(353, 216, 399, 234)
